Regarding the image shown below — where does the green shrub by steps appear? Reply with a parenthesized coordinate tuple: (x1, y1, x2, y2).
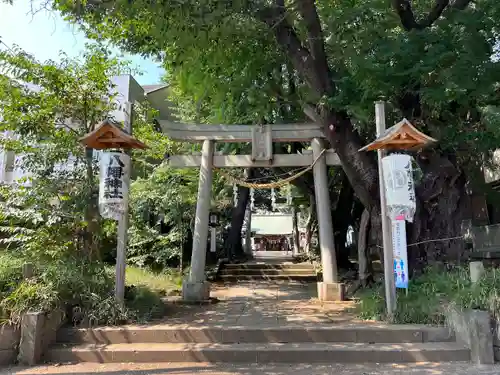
(123, 266, 183, 295)
(0, 253, 167, 326)
(356, 266, 500, 325)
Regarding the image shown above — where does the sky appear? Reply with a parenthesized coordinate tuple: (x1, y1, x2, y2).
(0, 1, 165, 86)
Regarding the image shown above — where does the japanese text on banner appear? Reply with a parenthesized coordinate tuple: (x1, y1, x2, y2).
(98, 151, 131, 220)
(392, 217, 409, 289)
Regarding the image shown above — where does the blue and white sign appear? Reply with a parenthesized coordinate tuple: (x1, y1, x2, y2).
(392, 216, 409, 289)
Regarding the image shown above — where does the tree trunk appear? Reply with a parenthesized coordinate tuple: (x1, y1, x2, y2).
(364, 151, 468, 275)
(357, 209, 373, 286)
(259, 0, 469, 275)
(332, 172, 356, 270)
(407, 152, 468, 274)
(291, 205, 300, 255)
(224, 168, 253, 260)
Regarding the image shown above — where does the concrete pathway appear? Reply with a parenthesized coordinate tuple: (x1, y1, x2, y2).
(5, 362, 500, 375)
(163, 281, 359, 327)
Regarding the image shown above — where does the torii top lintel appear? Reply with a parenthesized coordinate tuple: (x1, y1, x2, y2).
(156, 121, 326, 142)
(359, 118, 437, 152)
(80, 120, 147, 150)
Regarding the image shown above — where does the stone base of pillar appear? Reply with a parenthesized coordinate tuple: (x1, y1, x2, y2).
(317, 282, 346, 301)
(182, 280, 210, 302)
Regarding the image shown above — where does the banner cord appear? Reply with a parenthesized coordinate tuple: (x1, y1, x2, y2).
(376, 235, 464, 248)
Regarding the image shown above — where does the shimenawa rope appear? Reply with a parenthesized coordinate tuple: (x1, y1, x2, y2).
(216, 148, 326, 189)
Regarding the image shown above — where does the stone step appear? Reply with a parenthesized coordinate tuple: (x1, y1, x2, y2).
(47, 342, 470, 363)
(56, 325, 455, 345)
(224, 263, 314, 270)
(218, 274, 318, 282)
(220, 269, 316, 276)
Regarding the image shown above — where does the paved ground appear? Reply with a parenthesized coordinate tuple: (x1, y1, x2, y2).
(7, 258, 498, 375)
(163, 255, 358, 327)
(4, 362, 500, 375)
(164, 281, 360, 327)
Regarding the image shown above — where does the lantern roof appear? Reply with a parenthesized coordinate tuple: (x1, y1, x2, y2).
(359, 118, 437, 152)
(79, 119, 147, 150)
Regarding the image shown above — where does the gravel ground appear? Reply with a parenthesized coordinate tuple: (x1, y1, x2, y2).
(2, 362, 500, 375)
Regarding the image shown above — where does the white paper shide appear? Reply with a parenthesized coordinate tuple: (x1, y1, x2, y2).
(99, 151, 131, 221)
(382, 154, 416, 222)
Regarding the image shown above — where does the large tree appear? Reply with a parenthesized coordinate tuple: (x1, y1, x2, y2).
(52, 0, 500, 272)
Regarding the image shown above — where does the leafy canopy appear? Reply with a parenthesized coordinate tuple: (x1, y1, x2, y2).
(52, 0, 500, 170)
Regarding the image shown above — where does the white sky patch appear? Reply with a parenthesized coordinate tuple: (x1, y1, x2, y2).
(0, 1, 165, 85)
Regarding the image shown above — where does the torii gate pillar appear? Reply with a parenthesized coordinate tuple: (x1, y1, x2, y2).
(312, 138, 345, 301)
(182, 139, 214, 301)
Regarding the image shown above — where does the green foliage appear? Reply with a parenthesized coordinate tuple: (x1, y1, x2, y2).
(124, 285, 166, 322)
(125, 266, 182, 294)
(128, 164, 232, 267)
(320, 0, 500, 170)
(1, 258, 111, 324)
(55, 0, 288, 125)
(0, 45, 170, 325)
(0, 252, 169, 325)
(0, 45, 129, 260)
(356, 266, 500, 325)
(0, 44, 175, 262)
(52, 0, 500, 182)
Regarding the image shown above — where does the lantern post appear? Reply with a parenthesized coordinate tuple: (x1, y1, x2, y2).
(360, 101, 437, 319)
(80, 106, 147, 305)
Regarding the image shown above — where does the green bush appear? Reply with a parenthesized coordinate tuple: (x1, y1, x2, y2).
(356, 266, 500, 325)
(0, 253, 166, 326)
(124, 266, 183, 295)
(124, 285, 166, 322)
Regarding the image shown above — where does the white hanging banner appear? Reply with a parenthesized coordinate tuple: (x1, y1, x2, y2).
(210, 228, 217, 253)
(392, 216, 409, 289)
(271, 188, 276, 211)
(286, 184, 293, 206)
(99, 151, 131, 221)
(233, 183, 238, 207)
(382, 154, 416, 222)
(250, 188, 255, 210)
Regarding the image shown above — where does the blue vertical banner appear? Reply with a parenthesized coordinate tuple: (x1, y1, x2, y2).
(392, 216, 409, 289)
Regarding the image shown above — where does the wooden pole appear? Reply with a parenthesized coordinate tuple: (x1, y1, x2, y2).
(115, 102, 133, 305)
(375, 101, 397, 318)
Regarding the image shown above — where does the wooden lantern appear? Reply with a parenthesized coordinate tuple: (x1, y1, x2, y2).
(79, 119, 147, 150)
(359, 118, 437, 152)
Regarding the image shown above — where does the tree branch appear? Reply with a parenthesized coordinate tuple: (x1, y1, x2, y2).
(392, 0, 449, 31)
(451, 0, 473, 10)
(295, 0, 333, 94)
(392, 0, 474, 31)
(256, 3, 326, 96)
(392, 0, 447, 31)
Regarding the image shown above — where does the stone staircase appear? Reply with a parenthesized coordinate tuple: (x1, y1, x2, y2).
(218, 262, 317, 282)
(47, 324, 470, 363)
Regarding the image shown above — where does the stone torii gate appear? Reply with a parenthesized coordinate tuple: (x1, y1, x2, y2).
(159, 121, 346, 302)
